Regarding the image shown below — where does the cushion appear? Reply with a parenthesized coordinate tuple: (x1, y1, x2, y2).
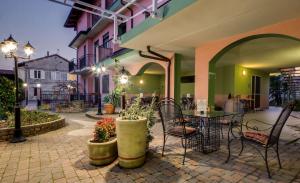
(168, 126, 196, 137)
(220, 119, 230, 125)
(175, 117, 192, 123)
(243, 131, 269, 145)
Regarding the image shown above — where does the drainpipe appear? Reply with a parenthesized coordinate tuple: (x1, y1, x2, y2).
(139, 46, 171, 98)
(121, 0, 133, 28)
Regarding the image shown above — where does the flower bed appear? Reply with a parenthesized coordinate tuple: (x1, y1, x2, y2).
(0, 110, 65, 141)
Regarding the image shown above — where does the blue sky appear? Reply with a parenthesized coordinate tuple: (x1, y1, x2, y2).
(0, 0, 76, 60)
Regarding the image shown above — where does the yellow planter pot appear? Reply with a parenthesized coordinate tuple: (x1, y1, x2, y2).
(116, 117, 147, 168)
(87, 138, 117, 166)
(104, 104, 115, 114)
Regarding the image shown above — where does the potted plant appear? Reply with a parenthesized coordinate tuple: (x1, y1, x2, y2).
(87, 118, 118, 166)
(103, 91, 120, 114)
(116, 97, 156, 168)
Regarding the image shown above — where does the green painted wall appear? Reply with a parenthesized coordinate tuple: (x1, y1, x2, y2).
(215, 64, 269, 97)
(234, 65, 269, 97)
(215, 65, 235, 95)
(127, 74, 165, 95)
(181, 83, 194, 96)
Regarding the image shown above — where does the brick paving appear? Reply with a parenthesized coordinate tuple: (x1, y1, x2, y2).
(0, 110, 299, 183)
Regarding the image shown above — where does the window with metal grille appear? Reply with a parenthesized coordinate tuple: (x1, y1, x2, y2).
(102, 75, 109, 94)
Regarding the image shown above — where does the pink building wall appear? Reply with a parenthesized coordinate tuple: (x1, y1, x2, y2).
(73, 0, 177, 95)
(195, 18, 300, 104)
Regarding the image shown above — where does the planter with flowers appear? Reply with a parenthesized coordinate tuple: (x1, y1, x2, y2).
(103, 90, 120, 114)
(87, 118, 117, 166)
(116, 97, 156, 168)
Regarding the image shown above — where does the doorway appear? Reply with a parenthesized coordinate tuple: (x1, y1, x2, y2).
(252, 75, 261, 109)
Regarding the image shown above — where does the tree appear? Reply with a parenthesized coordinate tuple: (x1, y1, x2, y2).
(0, 76, 15, 119)
(0, 76, 24, 119)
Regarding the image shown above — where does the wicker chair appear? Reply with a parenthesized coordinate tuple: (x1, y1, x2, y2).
(227, 102, 295, 178)
(158, 98, 199, 165)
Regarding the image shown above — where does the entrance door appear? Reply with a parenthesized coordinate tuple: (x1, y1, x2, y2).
(252, 76, 261, 109)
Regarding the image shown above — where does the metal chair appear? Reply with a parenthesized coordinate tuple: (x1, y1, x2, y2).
(158, 98, 199, 165)
(229, 102, 295, 178)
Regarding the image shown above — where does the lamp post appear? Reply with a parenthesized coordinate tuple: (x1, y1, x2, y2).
(119, 67, 128, 110)
(91, 64, 106, 115)
(0, 35, 34, 143)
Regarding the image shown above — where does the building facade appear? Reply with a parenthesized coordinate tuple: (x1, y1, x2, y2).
(65, 0, 173, 102)
(18, 54, 72, 101)
(64, 0, 300, 109)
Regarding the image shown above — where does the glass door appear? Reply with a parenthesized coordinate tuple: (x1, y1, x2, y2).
(252, 76, 261, 110)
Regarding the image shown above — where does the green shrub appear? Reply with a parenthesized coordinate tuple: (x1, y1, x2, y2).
(5, 110, 60, 127)
(0, 76, 15, 119)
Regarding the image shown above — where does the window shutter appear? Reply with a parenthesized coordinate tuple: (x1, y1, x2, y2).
(51, 72, 56, 80)
(41, 71, 45, 79)
(30, 70, 34, 79)
(56, 71, 61, 80)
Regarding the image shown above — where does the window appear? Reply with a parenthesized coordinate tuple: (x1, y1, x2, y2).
(118, 23, 127, 36)
(94, 40, 99, 63)
(62, 73, 67, 81)
(34, 87, 38, 96)
(56, 71, 61, 80)
(102, 32, 110, 48)
(105, 0, 115, 9)
(34, 70, 41, 79)
(102, 75, 109, 94)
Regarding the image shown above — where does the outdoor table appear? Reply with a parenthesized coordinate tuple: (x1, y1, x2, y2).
(183, 110, 237, 153)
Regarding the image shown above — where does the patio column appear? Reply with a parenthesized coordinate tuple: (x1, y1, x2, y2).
(173, 54, 182, 102)
(194, 47, 210, 103)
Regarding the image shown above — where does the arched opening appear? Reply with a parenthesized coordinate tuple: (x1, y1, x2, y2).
(208, 34, 300, 110)
(126, 62, 166, 99)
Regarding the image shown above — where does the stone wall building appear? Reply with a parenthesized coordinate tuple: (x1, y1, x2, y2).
(18, 54, 72, 101)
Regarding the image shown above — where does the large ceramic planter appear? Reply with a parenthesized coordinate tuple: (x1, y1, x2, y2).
(87, 138, 117, 166)
(116, 117, 147, 168)
(104, 104, 115, 114)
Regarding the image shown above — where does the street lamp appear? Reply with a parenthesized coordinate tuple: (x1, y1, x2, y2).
(0, 34, 34, 143)
(119, 67, 128, 109)
(91, 64, 106, 115)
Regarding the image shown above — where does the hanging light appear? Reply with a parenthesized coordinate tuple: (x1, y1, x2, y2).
(23, 83, 28, 87)
(101, 64, 106, 72)
(24, 41, 34, 56)
(119, 67, 128, 84)
(96, 67, 101, 73)
(91, 65, 96, 71)
(4, 35, 18, 52)
(36, 83, 41, 88)
(0, 40, 9, 54)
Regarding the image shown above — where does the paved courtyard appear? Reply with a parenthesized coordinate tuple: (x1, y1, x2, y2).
(0, 108, 299, 183)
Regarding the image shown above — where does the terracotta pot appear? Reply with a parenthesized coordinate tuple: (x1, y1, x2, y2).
(87, 138, 117, 166)
(116, 117, 147, 168)
(104, 103, 115, 114)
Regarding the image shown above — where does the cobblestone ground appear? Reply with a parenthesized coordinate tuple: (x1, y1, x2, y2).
(0, 109, 299, 183)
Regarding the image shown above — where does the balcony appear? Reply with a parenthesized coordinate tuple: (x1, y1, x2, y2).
(69, 59, 77, 72)
(98, 40, 113, 62)
(69, 54, 94, 75)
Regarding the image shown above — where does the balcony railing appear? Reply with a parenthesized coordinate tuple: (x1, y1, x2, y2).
(69, 59, 76, 72)
(79, 54, 94, 70)
(98, 46, 112, 62)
